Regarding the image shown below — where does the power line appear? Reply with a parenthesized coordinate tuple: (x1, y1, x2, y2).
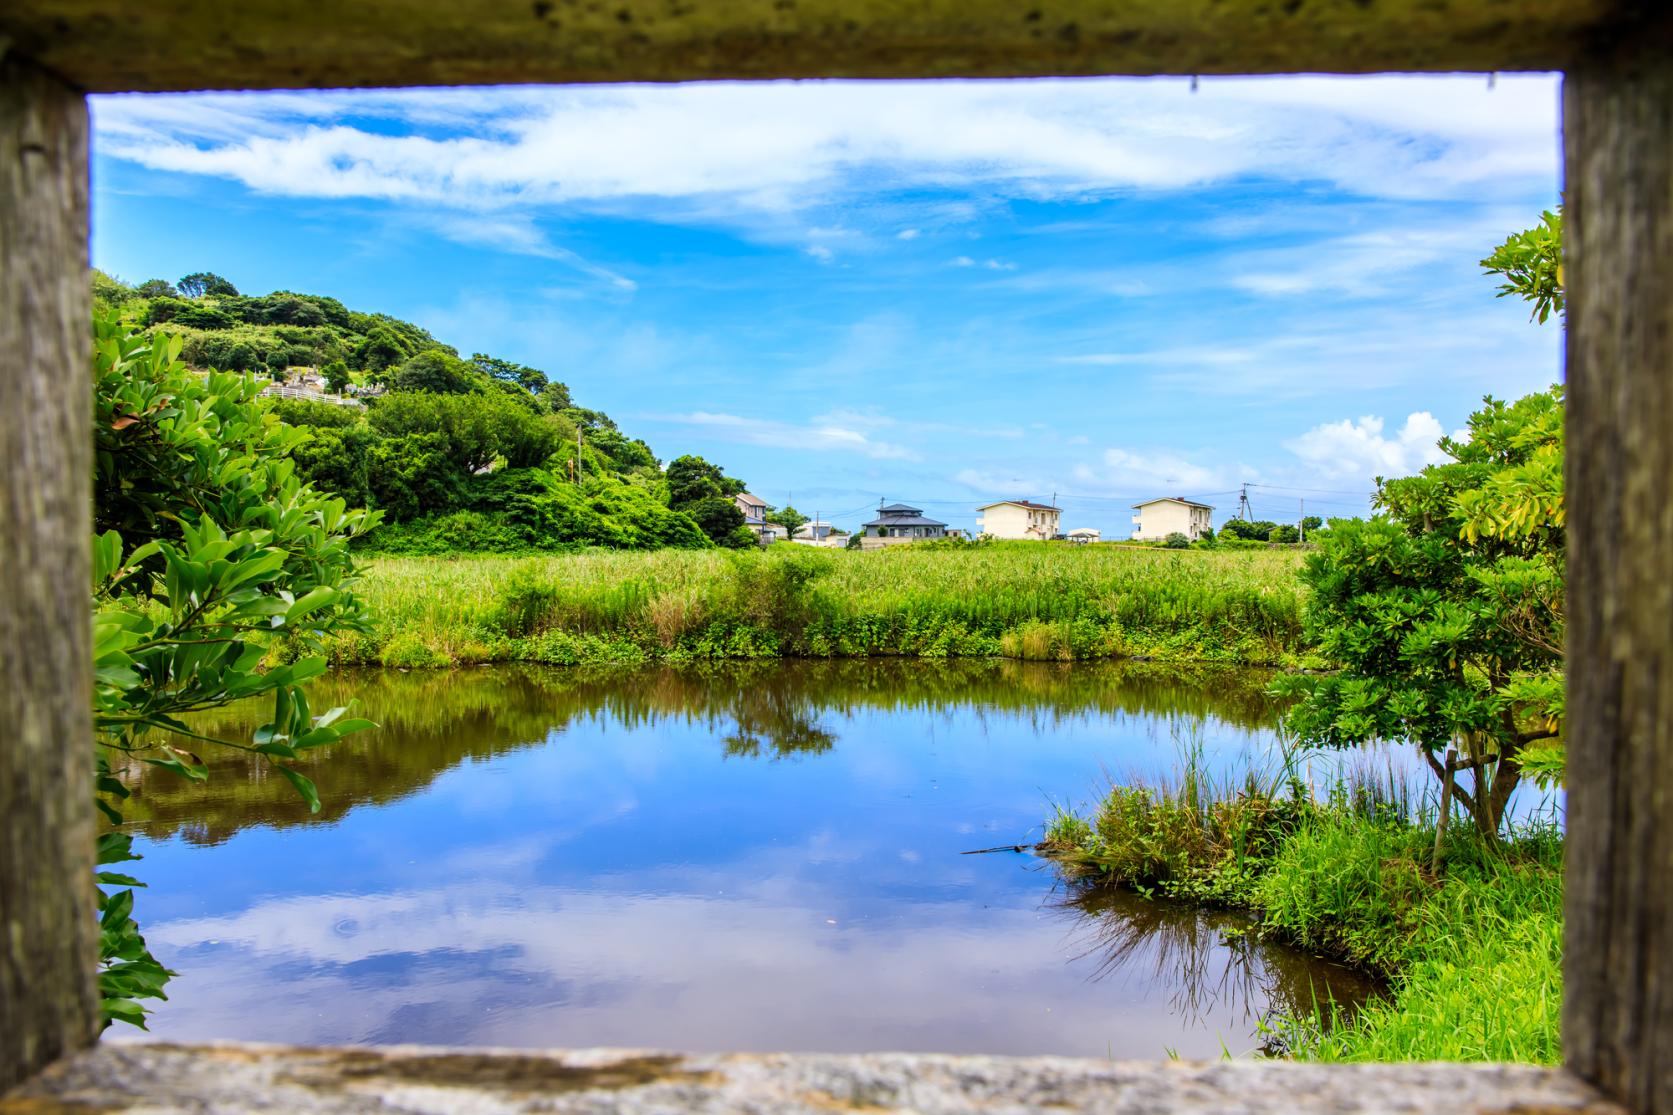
(1246, 482, 1377, 498)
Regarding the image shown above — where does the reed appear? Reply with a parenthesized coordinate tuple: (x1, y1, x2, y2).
(1041, 740, 1563, 1065)
(331, 543, 1311, 668)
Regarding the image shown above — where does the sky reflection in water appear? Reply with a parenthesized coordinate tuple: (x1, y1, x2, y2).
(119, 660, 1381, 1057)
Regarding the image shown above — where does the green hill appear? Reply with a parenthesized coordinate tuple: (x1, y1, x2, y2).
(92, 269, 763, 552)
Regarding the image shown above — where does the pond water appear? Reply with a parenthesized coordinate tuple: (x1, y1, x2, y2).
(117, 659, 1382, 1058)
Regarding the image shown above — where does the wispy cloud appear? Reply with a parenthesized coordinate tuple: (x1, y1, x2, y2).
(1071, 447, 1233, 494)
(651, 411, 920, 461)
(93, 75, 1557, 221)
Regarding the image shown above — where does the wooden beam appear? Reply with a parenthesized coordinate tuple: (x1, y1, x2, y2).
(1563, 23, 1673, 1114)
(0, 55, 98, 1093)
(0, 0, 1631, 95)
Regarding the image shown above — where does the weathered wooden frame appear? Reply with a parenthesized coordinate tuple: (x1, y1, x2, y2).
(2, 1, 1669, 1109)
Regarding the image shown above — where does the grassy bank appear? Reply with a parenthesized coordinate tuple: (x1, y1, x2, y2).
(1041, 762, 1562, 1063)
(328, 543, 1311, 668)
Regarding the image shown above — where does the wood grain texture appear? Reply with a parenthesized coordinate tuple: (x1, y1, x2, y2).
(1563, 29, 1673, 1115)
(0, 0, 1632, 94)
(0, 57, 97, 1093)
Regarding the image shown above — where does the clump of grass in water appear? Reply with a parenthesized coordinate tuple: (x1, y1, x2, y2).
(1041, 730, 1563, 1064)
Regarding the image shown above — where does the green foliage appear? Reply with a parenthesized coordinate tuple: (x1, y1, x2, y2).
(1221, 519, 1278, 541)
(471, 352, 551, 396)
(91, 316, 380, 1026)
(369, 470, 711, 554)
(324, 545, 1311, 667)
(1481, 209, 1564, 324)
(1161, 531, 1190, 549)
(390, 349, 476, 394)
(135, 278, 179, 300)
(1275, 392, 1567, 838)
(92, 270, 143, 314)
(768, 504, 810, 536)
(1044, 760, 1563, 1064)
(97, 268, 748, 551)
(289, 423, 378, 511)
(1275, 218, 1567, 837)
(322, 359, 351, 393)
(666, 454, 747, 505)
(352, 326, 411, 375)
(368, 389, 561, 473)
(680, 496, 748, 546)
(367, 432, 466, 521)
(1268, 524, 1300, 544)
(177, 271, 239, 298)
(1301, 515, 1324, 534)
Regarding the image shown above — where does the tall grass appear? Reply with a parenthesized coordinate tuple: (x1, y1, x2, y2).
(332, 543, 1311, 668)
(1041, 742, 1563, 1064)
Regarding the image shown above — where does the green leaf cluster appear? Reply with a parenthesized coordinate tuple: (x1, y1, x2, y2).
(1481, 209, 1564, 324)
(91, 315, 381, 1026)
(1275, 390, 1564, 837)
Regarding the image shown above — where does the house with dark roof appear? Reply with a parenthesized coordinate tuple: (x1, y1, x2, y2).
(975, 499, 1061, 541)
(859, 502, 947, 550)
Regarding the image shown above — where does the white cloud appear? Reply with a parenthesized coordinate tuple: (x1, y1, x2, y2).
(951, 255, 976, 267)
(422, 213, 638, 289)
(91, 74, 1558, 221)
(1076, 447, 1229, 494)
(805, 244, 835, 263)
(654, 410, 919, 461)
(896, 228, 921, 240)
(1283, 412, 1458, 481)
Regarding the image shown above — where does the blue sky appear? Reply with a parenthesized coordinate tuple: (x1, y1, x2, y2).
(90, 76, 1562, 537)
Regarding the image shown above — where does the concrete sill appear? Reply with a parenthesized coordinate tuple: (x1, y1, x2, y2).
(0, 1042, 1626, 1114)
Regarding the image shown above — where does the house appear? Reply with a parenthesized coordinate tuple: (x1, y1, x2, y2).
(860, 503, 947, 550)
(793, 520, 848, 548)
(975, 499, 1061, 541)
(1067, 528, 1101, 544)
(1132, 497, 1214, 542)
(734, 492, 777, 544)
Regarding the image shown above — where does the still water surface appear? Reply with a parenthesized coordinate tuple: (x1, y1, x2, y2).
(121, 659, 1379, 1057)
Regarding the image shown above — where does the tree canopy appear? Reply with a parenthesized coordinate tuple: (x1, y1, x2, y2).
(1276, 214, 1566, 837)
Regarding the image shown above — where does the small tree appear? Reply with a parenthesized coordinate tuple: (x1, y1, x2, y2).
(1277, 215, 1566, 838)
(1268, 524, 1300, 544)
(768, 504, 810, 536)
(322, 359, 351, 394)
(1160, 531, 1190, 549)
(177, 271, 239, 299)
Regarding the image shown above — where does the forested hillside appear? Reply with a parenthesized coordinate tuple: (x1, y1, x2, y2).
(93, 270, 759, 552)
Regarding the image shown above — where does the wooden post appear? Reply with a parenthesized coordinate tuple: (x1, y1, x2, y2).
(1431, 747, 1456, 874)
(1563, 28, 1673, 1115)
(0, 56, 98, 1091)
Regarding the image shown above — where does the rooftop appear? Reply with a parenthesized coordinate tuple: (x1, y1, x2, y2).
(1132, 497, 1215, 511)
(978, 499, 1059, 512)
(864, 513, 948, 528)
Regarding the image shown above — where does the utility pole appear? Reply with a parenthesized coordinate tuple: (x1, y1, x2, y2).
(1236, 484, 1252, 522)
(1299, 498, 1305, 543)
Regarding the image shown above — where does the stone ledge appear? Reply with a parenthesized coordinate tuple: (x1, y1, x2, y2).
(0, 1042, 1627, 1114)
